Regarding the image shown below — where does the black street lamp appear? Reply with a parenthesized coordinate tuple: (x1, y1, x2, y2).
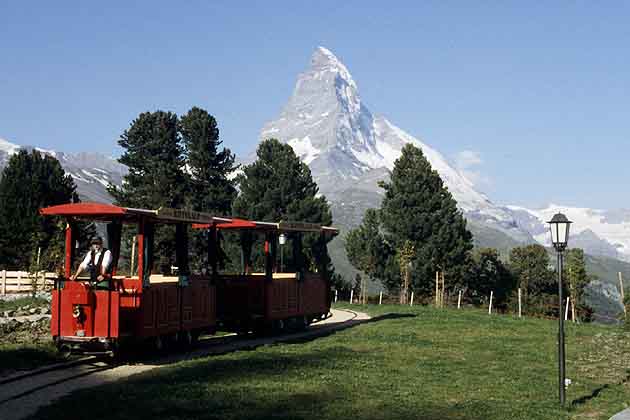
(548, 212, 572, 406)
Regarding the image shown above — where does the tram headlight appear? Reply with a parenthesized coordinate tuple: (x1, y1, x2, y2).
(72, 305, 82, 318)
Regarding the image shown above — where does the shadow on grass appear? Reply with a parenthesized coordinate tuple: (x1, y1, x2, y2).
(279, 312, 417, 345)
(571, 369, 630, 407)
(0, 345, 59, 375)
(32, 345, 491, 420)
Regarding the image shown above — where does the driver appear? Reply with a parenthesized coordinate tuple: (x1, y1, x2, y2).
(70, 236, 112, 283)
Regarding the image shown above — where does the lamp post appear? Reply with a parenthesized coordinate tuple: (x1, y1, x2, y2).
(548, 212, 572, 406)
(279, 233, 287, 272)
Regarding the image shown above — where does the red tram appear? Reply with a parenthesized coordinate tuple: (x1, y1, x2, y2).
(40, 202, 337, 357)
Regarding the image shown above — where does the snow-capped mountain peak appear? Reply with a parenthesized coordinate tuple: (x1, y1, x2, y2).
(311, 46, 357, 89)
(259, 46, 525, 239)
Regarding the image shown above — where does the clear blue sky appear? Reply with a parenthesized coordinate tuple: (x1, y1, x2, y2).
(1, 2, 629, 209)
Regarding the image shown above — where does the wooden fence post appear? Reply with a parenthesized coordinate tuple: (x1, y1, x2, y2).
(435, 271, 439, 306)
(410, 291, 414, 306)
(350, 289, 354, 304)
(488, 291, 493, 314)
(457, 290, 462, 309)
(518, 288, 522, 318)
(619, 272, 626, 317)
(441, 271, 446, 308)
(565, 297, 570, 321)
(379, 291, 383, 305)
(1, 270, 5, 295)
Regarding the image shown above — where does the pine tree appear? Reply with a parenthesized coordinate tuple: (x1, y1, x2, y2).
(233, 138, 333, 272)
(378, 143, 473, 297)
(108, 111, 187, 209)
(467, 248, 515, 309)
(108, 111, 188, 272)
(0, 150, 77, 270)
(180, 107, 237, 215)
(345, 209, 386, 283)
(564, 248, 591, 321)
(179, 107, 238, 271)
(508, 244, 558, 315)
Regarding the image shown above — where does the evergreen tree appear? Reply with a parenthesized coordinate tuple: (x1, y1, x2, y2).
(180, 107, 238, 270)
(108, 111, 187, 209)
(108, 111, 188, 272)
(564, 248, 592, 321)
(508, 244, 558, 315)
(0, 150, 77, 270)
(467, 248, 515, 309)
(378, 144, 473, 297)
(180, 107, 237, 215)
(345, 209, 388, 285)
(233, 138, 333, 273)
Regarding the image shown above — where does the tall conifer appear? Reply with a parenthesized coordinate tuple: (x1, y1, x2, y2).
(108, 111, 186, 209)
(108, 111, 187, 272)
(180, 107, 237, 269)
(346, 143, 473, 298)
(233, 139, 333, 272)
(180, 107, 237, 215)
(379, 144, 473, 296)
(0, 150, 77, 270)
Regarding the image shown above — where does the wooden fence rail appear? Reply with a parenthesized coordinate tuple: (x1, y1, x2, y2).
(1, 270, 57, 295)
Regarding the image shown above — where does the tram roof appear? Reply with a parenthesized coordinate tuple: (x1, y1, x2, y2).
(194, 219, 339, 236)
(40, 203, 338, 235)
(40, 202, 232, 225)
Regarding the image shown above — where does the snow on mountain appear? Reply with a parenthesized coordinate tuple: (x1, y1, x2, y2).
(506, 204, 630, 261)
(259, 47, 527, 240)
(0, 138, 20, 156)
(0, 138, 125, 203)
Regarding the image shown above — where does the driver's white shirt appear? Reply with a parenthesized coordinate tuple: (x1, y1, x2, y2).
(79, 249, 112, 272)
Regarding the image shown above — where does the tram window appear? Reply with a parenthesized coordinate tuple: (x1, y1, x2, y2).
(189, 229, 213, 275)
(117, 226, 139, 278)
(150, 225, 179, 276)
(215, 231, 267, 275)
(216, 231, 242, 274)
(70, 222, 118, 279)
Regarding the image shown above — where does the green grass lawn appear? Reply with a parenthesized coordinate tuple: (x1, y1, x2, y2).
(0, 296, 61, 375)
(27, 304, 630, 420)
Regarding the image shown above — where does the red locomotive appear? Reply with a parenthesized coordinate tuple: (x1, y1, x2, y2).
(40, 202, 337, 357)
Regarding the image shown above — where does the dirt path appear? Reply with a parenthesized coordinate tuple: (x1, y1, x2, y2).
(0, 308, 370, 420)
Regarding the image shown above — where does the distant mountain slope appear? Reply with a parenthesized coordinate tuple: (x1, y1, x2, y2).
(0, 138, 125, 203)
(506, 205, 630, 262)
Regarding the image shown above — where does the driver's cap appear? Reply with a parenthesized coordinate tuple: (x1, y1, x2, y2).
(90, 236, 103, 245)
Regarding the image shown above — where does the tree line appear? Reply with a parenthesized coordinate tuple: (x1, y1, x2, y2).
(345, 144, 593, 320)
(0, 107, 335, 280)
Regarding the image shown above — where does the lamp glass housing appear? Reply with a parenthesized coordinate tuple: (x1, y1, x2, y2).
(548, 213, 572, 251)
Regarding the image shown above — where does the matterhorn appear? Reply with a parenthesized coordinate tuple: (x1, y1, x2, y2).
(259, 47, 528, 241)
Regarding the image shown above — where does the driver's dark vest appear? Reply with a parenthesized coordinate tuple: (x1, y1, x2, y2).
(88, 248, 108, 282)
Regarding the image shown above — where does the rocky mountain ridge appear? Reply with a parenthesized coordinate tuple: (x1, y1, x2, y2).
(0, 137, 126, 203)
